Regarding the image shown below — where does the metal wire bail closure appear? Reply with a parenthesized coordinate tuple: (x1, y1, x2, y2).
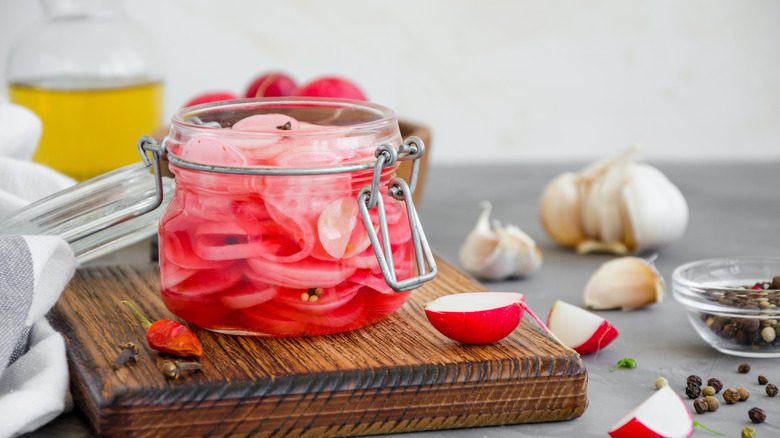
(358, 137, 437, 292)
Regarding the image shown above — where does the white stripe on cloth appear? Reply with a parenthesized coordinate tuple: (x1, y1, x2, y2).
(0, 235, 75, 438)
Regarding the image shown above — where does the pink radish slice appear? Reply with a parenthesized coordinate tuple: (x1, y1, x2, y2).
(349, 270, 390, 294)
(270, 146, 342, 168)
(274, 283, 362, 315)
(193, 234, 266, 261)
(181, 136, 248, 166)
(317, 197, 358, 259)
(232, 113, 300, 132)
(267, 294, 365, 329)
(161, 232, 233, 270)
(217, 281, 279, 310)
(246, 256, 357, 289)
(178, 189, 246, 222)
(237, 307, 308, 336)
(165, 264, 244, 297)
(260, 200, 316, 262)
(159, 257, 197, 289)
(231, 114, 300, 161)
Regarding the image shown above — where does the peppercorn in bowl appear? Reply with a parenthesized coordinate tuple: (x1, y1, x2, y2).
(673, 257, 780, 358)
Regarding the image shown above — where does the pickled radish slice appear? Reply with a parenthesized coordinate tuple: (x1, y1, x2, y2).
(159, 259, 197, 289)
(162, 232, 233, 270)
(246, 256, 357, 289)
(268, 294, 365, 329)
(231, 114, 300, 161)
(232, 113, 300, 132)
(271, 147, 342, 168)
(350, 270, 390, 293)
(318, 197, 358, 259)
(274, 284, 362, 315)
(262, 202, 315, 262)
(237, 307, 308, 336)
(168, 264, 243, 296)
(181, 137, 248, 166)
(193, 234, 265, 261)
(217, 282, 279, 310)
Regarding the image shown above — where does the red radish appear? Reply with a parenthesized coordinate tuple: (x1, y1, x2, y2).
(423, 292, 554, 345)
(295, 76, 367, 101)
(183, 91, 239, 107)
(546, 300, 618, 354)
(244, 72, 297, 98)
(608, 386, 693, 438)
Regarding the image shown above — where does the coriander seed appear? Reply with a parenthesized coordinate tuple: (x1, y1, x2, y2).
(737, 387, 750, 401)
(742, 427, 755, 438)
(654, 377, 668, 389)
(738, 363, 751, 373)
(767, 383, 778, 397)
(701, 385, 716, 397)
(748, 407, 766, 424)
(703, 395, 719, 412)
(723, 388, 741, 404)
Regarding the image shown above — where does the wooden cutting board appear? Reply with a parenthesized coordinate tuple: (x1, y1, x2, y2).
(49, 257, 587, 437)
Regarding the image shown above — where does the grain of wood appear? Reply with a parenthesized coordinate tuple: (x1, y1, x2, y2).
(49, 256, 587, 437)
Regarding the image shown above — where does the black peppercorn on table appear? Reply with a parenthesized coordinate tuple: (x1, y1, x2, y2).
(26, 161, 780, 438)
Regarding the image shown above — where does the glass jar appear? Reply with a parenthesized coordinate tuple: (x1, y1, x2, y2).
(147, 98, 436, 336)
(5, 0, 163, 181)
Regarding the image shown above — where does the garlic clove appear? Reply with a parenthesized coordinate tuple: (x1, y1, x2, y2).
(459, 202, 543, 281)
(620, 163, 688, 253)
(499, 224, 543, 277)
(583, 256, 665, 310)
(539, 172, 586, 246)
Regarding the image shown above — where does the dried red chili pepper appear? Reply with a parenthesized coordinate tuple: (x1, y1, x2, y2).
(122, 301, 203, 357)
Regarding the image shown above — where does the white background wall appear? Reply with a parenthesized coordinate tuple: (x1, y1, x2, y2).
(2, 0, 779, 165)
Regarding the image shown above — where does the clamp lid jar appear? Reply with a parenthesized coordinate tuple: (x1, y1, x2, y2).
(145, 98, 437, 337)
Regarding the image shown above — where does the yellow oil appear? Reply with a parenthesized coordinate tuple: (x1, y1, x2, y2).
(8, 81, 163, 181)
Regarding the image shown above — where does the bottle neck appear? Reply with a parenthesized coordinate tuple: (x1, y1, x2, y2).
(40, 0, 123, 18)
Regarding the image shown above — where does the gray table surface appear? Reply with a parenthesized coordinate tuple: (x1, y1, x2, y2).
(26, 161, 780, 437)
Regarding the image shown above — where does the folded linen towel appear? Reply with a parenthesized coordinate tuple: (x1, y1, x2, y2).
(0, 99, 77, 437)
(0, 235, 75, 438)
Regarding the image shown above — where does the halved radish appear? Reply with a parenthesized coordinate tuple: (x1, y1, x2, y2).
(546, 300, 619, 355)
(423, 292, 527, 344)
(608, 386, 693, 438)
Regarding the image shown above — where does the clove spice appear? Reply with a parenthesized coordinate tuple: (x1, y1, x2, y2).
(161, 360, 203, 379)
(112, 342, 139, 369)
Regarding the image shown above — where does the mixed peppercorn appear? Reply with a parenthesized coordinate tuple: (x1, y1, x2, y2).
(666, 362, 776, 429)
(699, 277, 780, 351)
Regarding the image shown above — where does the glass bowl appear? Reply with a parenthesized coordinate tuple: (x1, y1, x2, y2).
(673, 257, 780, 358)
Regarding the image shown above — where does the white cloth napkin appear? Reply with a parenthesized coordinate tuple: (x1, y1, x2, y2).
(0, 100, 77, 438)
(0, 235, 75, 438)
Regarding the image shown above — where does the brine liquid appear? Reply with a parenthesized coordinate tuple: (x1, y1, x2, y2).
(159, 168, 414, 337)
(8, 81, 163, 181)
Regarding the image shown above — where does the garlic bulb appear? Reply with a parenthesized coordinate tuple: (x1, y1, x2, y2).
(458, 201, 542, 281)
(539, 145, 688, 254)
(583, 256, 665, 310)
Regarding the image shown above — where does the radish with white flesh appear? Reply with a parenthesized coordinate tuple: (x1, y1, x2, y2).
(423, 292, 555, 345)
(608, 385, 693, 438)
(547, 300, 618, 354)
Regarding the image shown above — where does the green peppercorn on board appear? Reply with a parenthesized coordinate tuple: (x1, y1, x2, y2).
(49, 257, 587, 437)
